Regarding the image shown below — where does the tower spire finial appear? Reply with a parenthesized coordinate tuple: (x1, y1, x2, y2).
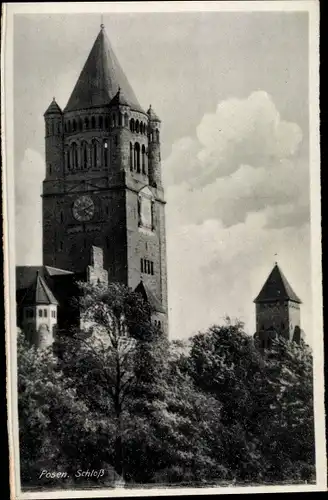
(100, 14, 104, 30)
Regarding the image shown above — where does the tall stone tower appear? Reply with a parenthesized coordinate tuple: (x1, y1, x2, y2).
(42, 25, 168, 332)
(254, 263, 303, 348)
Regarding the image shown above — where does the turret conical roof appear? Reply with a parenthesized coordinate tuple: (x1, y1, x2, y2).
(254, 263, 301, 304)
(64, 25, 143, 113)
(44, 98, 62, 116)
(24, 271, 59, 306)
(147, 104, 161, 122)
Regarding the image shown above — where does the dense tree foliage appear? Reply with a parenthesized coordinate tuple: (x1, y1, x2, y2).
(18, 285, 315, 488)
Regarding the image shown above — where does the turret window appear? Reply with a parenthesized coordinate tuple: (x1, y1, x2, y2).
(39, 310, 42, 318)
(134, 143, 140, 173)
(142, 145, 146, 174)
(124, 113, 129, 127)
(99, 116, 103, 129)
(91, 139, 98, 169)
(91, 116, 96, 129)
(112, 114, 117, 127)
(71, 142, 78, 169)
(84, 117, 89, 130)
(130, 143, 133, 171)
(44, 309, 48, 318)
(82, 142, 88, 169)
(67, 121, 71, 133)
(78, 119, 83, 132)
(156, 128, 160, 143)
(105, 117, 109, 129)
(130, 118, 135, 132)
(72, 119, 77, 132)
(103, 140, 108, 168)
(136, 120, 140, 133)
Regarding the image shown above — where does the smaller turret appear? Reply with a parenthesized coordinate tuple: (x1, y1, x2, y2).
(44, 97, 63, 178)
(147, 105, 162, 188)
(109, 87, 131, 173)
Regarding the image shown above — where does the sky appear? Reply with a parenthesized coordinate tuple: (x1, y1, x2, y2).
(13, 11, 313, 343)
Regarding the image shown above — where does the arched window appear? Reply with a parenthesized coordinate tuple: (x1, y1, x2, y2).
(57, 122, 61, 134)
(66, 150, 71, 170)
(91, 139, 98, 169)
(78, 118, 83, 132)
(119, 113, 123, 127)
(112, 113, 117, 128)
(129, 143, 133, 171)
(103, 140, 108, 168)
(84, 117, 89, 130)
(138, 187, 154, 229)
(91, 116, 96, 129)
(82, 142, 88, 169)
(130, 118, 135, 132)
(99, 116, 103, 129)
(72, 119, 77, 132)
(156, 128, 160, 143)
(142, 145, 146, 174)
(71, 142, 78, 169)
(135, 120, 140, 133)
(134, 143, 140, 173)
(105, 116, 109, 129)
(68, 121, 72, 133)
(124, 113, 129, 127)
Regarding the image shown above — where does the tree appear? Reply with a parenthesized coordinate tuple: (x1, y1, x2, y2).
(54, 281, 159, 480)
(184, 320, 315, 483)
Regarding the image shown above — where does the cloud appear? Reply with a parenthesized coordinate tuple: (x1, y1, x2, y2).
(163, 91, 308, 229)
(15, 148, 44, 265)
(164, 91, 312, 345)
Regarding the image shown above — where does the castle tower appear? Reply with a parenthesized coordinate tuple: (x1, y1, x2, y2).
(42, 25, 168, 333)
(21, 271, 58, 349)
(254, 263, 303, 348)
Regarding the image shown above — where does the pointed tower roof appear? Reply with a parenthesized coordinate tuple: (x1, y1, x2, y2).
(44, 97, 62, 116)
(147, 104, 161, 122)
(24, 271, 59, 306)
(64, 25, 143, 113)
(135, 281, 166, 313)
(254, 263, 301, 304)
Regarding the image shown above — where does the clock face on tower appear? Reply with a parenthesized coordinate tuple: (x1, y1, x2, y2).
(72, 195, 95, 222)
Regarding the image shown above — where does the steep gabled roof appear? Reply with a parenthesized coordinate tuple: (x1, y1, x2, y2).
(135, 281, 166, 313)
(64, 25, 143, 113)
(254, 263, 301, 304)
(24, 271, 59, 306)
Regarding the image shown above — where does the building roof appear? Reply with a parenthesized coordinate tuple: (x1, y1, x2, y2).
(254, 263, 302, 304)
(16, 265, 73, 290)
(135, 281, 166, 313)
(44, 98, 62, 116)
(64, 25, 144, 113)
(147, 104, 161, 122)
(23, 271, 59, 306)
